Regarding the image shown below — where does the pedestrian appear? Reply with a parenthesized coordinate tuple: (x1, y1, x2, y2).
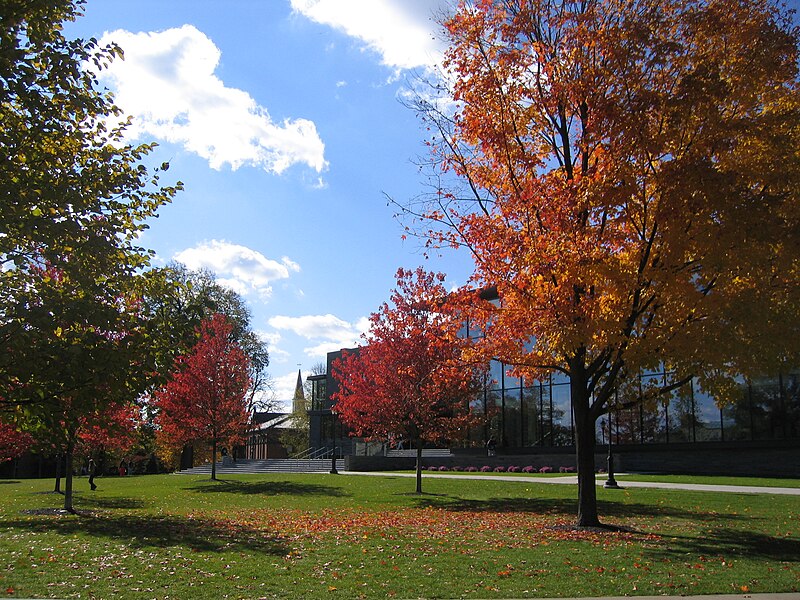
(88, 458, 97, 490)
(486, 437, 496, 457)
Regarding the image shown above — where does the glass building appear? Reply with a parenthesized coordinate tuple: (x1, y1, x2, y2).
(310, 345, 799, 456)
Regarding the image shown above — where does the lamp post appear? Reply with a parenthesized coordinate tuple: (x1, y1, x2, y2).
(329, 411, 338, 475)
(604, 412, 620, 489)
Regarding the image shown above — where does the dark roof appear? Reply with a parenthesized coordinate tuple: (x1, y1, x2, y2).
(252, 411, 288, 425)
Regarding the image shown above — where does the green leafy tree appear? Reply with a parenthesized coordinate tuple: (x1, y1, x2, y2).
(0, 0, 181, 511)
(138, 264, 272, 410)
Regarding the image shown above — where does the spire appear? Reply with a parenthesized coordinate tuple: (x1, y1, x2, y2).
(292, 368, 305, 413)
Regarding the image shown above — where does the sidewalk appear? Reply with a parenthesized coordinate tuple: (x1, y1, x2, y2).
(536, 596, 800, 600)
(343, 471, 800, 495)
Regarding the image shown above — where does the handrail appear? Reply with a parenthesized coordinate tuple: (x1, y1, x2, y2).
(290, 446, 337, 459)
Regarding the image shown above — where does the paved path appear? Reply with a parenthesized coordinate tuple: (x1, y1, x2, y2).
(536, 596, 800, 600)
(343, 471, 800, 495)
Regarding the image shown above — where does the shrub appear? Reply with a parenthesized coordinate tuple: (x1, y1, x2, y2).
(493, 466, 506, 473)
(539, 466, 553, 473)
(507, 465, 521, 473)
(465, 466, 478, 472)
(438, 465, 449, 471)
(559, 466, 576, 473)
(452, 465, 464, 472)
(521, 465, 536, 473)
(480, 466, 492, 472)
(427, 465, 439, 471)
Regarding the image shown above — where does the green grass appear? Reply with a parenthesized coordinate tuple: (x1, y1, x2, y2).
(613, 473, 800, 488)
(415, 469, 800, 488)
(0, 473, 798, 598)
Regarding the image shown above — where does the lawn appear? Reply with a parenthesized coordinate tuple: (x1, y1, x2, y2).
(0, 472, 797, 599)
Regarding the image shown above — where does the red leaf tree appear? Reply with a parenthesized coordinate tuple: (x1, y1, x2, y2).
(155, 313, 252, 480)
(0, 420, 33, 463)
(77, 401, 140, 458)
(333, 268, 488, 493)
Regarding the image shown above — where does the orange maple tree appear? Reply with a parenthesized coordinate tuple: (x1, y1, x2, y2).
(332, 268, 488, 493)
(155, 313, 252, 480)
(405, 0, 800, 526)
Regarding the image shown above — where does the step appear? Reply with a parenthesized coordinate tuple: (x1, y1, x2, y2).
(176, 458, 336, 475)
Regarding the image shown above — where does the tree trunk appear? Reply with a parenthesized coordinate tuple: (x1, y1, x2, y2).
(53, 453, 62, 494)
(571, 374, 601, 527)
(415, 440, 423, 494)
(211, 440, 217, 481)
(63, 450, 74, 513)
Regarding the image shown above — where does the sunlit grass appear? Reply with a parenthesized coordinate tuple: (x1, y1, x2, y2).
(0, 473, 797, 598)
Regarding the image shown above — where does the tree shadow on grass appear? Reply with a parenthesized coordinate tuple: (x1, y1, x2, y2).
(3, 511, 287, 556)
(411, 495, 750, 524)
(0, 480, 20, 485)
(644, 527, 800, 562)
(73, 495, 149, 510)
(187, 479, 350, 498)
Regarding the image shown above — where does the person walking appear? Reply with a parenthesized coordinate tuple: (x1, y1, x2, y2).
(88, 458, 97, 491)
(486, 437, 496, 457)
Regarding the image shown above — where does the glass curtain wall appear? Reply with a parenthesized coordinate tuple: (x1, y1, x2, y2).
(468, 362, 799, 449)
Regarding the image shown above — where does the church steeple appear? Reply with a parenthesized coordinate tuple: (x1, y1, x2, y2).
(292, 368, 305, 413)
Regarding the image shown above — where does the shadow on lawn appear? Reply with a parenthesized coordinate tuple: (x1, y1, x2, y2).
(413, 495, 797, 560)
(412, 495, 749, 523)
(73, 494, 149, 510)
(187, 479, 350, 498)
(646, 528, 800, 562)
(4, 511, 287, 555)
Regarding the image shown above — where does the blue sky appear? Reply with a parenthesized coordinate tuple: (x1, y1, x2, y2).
(62, 0, 800, 406)
(64, 0, 470, 406)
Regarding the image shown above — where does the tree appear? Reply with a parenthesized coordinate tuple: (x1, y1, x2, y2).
(6, 260, 165, 509)
(332, 268, 487, 494)
(0, 420, 33, 464)
(138, 264, 272, 410)
(155, 314, 252, 481)
(0, 0, 180, 510)
(405, 0, 800, 526)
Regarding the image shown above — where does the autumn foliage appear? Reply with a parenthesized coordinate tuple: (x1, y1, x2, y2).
(0, 421, 33, 463)
(77, 401, 140, 458)
(155, 313, 252, 479)
(333, 268, 487, 493)
(407, 0, 800, 525)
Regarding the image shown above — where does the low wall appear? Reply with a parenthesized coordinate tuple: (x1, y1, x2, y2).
(612, 440, 800, 478)
(344, 453, 603, 472)
(344, 440, 800, 478)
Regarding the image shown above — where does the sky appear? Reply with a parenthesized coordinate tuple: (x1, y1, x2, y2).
(62, 0, 800, 408)
(64, 0, 470, 407)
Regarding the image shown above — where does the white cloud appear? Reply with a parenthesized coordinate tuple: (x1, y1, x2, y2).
(174, 240, 298, 300)
(268, 313, 367, 358)
(97, 25, 328, 174)
(291, 0, 449, 72)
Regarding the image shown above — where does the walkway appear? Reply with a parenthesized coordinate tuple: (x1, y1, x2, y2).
(535, 596, 799, 600)
(343, 471, 800, 495)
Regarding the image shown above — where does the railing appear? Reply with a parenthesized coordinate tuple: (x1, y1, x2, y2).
(291, 446, 339, 459)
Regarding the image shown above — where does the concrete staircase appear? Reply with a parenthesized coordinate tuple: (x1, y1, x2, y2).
(176, 458, 336, 475)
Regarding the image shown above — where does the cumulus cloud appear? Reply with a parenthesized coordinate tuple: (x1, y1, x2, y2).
(97, 25, 328, 174)
(268, 313, 367, 358)
(174, 240, 299, 300)
(291, 0, 449, 72)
